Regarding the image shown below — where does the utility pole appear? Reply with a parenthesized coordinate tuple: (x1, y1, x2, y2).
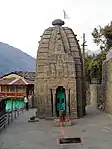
(82, 33, 87, 77)
(81, 33, 87, 115)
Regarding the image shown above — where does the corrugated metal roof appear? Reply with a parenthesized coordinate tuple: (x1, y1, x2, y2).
(0, 77, 34, 85)
(0, 71, 36, 81)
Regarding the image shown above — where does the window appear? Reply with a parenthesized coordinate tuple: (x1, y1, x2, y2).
(18, 87, 24, 92)
(1, 86, 5, 92)
(10, 86, 15, 92)
(1, 86, 8, 92)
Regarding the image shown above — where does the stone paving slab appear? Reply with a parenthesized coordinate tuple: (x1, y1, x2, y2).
(0, 108, 112, 149)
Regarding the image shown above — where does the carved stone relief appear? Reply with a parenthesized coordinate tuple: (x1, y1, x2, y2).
(63, 63, 68, 77)
(57, 44, 61, 51)
(51, 64, 56, 77)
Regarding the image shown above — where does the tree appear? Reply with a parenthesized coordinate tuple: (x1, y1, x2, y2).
(84, 50, 96, 81)
(83, 21, 112, 82)
(92, 22, 112, 51)
(84, 50, 106, 82)
(87, 21, 112, 82)
(89, 50, 106, 82)
(92, 26, 105, 50)
(103, 22, 112, 50)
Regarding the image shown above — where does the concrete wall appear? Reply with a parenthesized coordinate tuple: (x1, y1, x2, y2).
(90, 84, 97, 107)
(86, 81, 102, 108)
(102, 57, 112, 113)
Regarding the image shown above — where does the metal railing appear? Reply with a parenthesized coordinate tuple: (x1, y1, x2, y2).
(0, 108, 24, 132)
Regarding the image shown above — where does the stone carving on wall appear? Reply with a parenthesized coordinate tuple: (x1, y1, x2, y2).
(56, 71, 62, 77)
(63, 63, 68, 77)
(57, 44, 61, 51)
(56, 56, 64, 77)
(55, 40, 65, 54)
(51, 64, 56, 77)
(50, 55, 56, 62)
(68, 63, 75, 77)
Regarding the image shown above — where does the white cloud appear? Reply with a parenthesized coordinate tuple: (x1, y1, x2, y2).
(0, 0, 112, 57)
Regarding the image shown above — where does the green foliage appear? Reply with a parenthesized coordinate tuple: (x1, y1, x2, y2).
(84, 21, 112, 82)
(84, 52, 95, 81)
(92, 22, 112, 51)
(92, 26, 105, 47)
(103, 22, 112, 50)
(84, 50, 106, 82)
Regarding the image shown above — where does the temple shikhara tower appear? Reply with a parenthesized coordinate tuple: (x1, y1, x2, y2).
(35, 19, 85, 118)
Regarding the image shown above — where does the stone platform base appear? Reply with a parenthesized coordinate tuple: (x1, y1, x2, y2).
(54, 118, 72, 127)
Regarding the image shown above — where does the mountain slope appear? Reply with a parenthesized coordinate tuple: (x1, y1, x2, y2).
(0, 42, 36, 75)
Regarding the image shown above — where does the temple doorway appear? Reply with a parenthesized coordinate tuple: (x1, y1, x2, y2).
(55, 86, 66, 117)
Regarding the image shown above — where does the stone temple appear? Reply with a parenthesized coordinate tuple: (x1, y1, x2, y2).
(35, 19, 85, 119)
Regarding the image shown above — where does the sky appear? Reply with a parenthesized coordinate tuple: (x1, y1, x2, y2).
(0, 0, 112, 58)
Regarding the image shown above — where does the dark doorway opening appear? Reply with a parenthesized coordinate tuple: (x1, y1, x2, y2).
(56, 86, 66, 117)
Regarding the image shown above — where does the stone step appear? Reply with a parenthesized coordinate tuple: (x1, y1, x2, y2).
(53, 119, 72, 127)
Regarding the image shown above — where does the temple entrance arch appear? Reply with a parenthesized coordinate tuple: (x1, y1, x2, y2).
(55, 86, 66, 117)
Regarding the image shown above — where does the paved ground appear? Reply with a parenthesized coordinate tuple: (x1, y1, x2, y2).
(1, 107, 112, 149)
